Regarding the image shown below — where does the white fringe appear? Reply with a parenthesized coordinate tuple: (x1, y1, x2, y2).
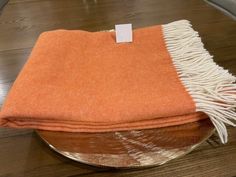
(162, 20, 236, 143)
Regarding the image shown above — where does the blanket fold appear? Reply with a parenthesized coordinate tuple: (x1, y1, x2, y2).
(0, 20, 235, 143)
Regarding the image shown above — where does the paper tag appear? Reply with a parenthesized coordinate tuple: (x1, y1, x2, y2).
(115, 24, 132, 43)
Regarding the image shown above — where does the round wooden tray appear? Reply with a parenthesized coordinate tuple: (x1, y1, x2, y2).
(37, 119, 214, 168)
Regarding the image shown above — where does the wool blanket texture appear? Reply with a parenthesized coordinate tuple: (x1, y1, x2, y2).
(0, 20, 235, 143)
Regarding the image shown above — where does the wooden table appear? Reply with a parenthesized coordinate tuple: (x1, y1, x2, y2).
(0, 0, 236, 176)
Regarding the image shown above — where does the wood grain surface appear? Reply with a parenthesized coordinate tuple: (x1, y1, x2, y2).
(0, 0, 236, 176)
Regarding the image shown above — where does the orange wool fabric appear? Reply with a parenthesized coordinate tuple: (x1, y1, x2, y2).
(0, 25, 208, 132)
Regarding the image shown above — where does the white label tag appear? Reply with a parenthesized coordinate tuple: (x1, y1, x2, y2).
(115, 24, 132, 43)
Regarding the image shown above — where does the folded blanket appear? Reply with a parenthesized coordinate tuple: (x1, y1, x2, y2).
(0, 20, 235, 143)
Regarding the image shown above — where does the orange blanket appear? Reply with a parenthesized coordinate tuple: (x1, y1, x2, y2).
(0, 20, 235, 143)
